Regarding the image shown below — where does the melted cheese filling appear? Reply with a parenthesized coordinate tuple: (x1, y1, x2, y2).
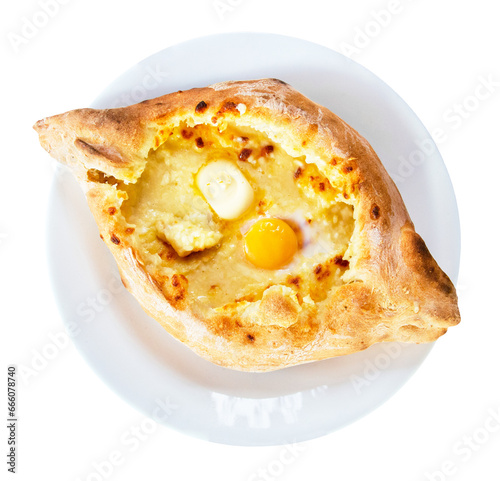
(120, 122, 355, 309)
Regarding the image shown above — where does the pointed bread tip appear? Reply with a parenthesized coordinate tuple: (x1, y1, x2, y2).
(33, 118, 47, 132)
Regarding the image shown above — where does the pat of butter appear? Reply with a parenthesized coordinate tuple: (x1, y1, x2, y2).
(196, 160, 254, 220)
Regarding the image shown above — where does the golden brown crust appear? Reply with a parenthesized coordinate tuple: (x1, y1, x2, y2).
(34, 78, 460, 371)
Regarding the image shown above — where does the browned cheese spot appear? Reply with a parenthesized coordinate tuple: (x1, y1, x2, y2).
(110, 234, 120, 245)
(314, 263, 331, 281)
(195, 100, 208, 113)
(261, 145, 274, 156)
(181, 129, 193, 139)
(333, 255, 349, 268)
(287, 275, 301, 287)
(217, 101, 238, 115)
(164, 274, 188, 306)
(195, 137, 205, 148)
(293, 166, 303, 179)
(370, 204, 381, 220)
(257, 200, 267, 215)
(306, 174, 333, 194)
(238, 148, 252, 161)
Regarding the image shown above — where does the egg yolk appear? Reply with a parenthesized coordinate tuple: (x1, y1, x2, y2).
(244, 218, 298, 269)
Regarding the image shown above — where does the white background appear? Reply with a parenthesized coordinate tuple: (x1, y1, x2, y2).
(1, 0, 499, 480)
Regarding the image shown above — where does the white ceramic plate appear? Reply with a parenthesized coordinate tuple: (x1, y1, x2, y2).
(47, 33, 460, 446)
